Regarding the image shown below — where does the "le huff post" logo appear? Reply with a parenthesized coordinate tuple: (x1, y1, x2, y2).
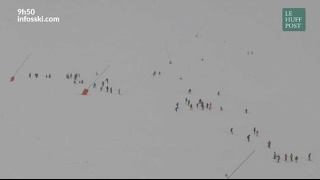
(282, 8, 305, 31)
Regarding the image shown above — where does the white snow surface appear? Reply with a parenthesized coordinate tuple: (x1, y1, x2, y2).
(0, 0, 320, 178)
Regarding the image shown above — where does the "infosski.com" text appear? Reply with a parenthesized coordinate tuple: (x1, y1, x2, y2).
(17, 15, 60, 23)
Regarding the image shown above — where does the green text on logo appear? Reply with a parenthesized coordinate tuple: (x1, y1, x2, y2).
(282, 8, 305, 31)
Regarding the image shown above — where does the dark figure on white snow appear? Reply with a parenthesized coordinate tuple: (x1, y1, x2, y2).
(102, 81, 104, 87)
(267, 141, 271, 148)
(290, 153, 293, 161)
(295, 156, 298, 163)
(196, 103, 199, 108)
(74, 80, 77, 84)
(201, 58, 204, 61)
(188, 89, 191, 94)
(206, 103, 209, 109)
(218, 91, 220, 96)
(66, 74, 69, 79)
(185, 98, 188, 103)
(190, 104, 193, 110)
(29, 73, 31, 78)
(277, 155, 280, 163)
(175, 106, 178, 112)
(285, 154, 288, 161)
(106, 78, 109, 84)
(274, 152, 277, 159)
(74, 73, 78, 81)
(93, 83, 96, 88)
(187, 100, 190, 106)
(253, 127, 256, 134)
(35, 73, 38, 78)
(96, 71, 98, 76)
(247, 135, 250, 142)
(308, 153, 311, 161)
(230, 128, 233, 135)
(199, 99, 202, 104)
(46, 75, 48, 78)
(106, 86, 109, 92)
(176, 102, 179, 108)
(81, 80, 84, 84)
(110, 87, 112, 93)
(100, 87, 103, 91)
(245, 109, 248, 114)
(159, 71, 161, 75)
(118, 89, 121, 95)
(220, 106, 223, 111)
(153, 71, 156, 77)
(70, 73, 72, 78)
(179, 77, 182, 80)
(49, 74, 51, 79)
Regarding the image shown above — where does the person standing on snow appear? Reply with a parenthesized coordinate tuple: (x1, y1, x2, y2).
(247, 135, 250, 142)
(230, 128, 233, 135)
(118, 89, 121, 95)
(188, 100, 190, 106)
(218, 91, 220, 96)
(106, 86, 109, 92)
(285, 154, 288, 162)
(295, 156, 298, 163)
(308, 153, 311, 161)
(93, 83, 96, 88)
(245, 109, 248, 114)
(290, 153, 293, 161)
(110, 87, 112, 93)
(267, 141, 271, 148)
(277, 155, 280, 163)
(102, 81, 104, 87)
(253, 127, 256, 134)
(274, 152, 277, 159)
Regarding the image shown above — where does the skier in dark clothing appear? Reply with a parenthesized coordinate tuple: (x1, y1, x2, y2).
(199, 99, 202, 104)
(285, 154, 288, 161)
(290, 153, 293, 161)
(196, 103, 199, 108)
(245, 109, 248, 114)
(106, 78, 109, 84)
(102, 81, 104, 87)
(185, 98, 188, 103)
(46, 75, 48, 78)
(274, 152, 277, 159)
(277, 155, 280, 163)
(230, 128, 233, 135)
(247, 135, 250, 142)
(175, 107, 178, 112)
(188, 89, 191, 94)
(201, 103, 204, 110)
(190, 104, 193, 110)
(267, 141, 271, 148)
(159, 71, 161, 75)
(308, 153, 311, 161)
(188, 100, 190, 106)
(253, 127, 256, 134)
(118, 89, 121, 95)
(176, 102, 179, 108)
(35, 73, 38, 78)
(49, 74, 51, 79)
(218, 91, 220, 96)
(29, 73, 31, 78)
(206, 103, 209, 109)
(93, 83, 96, 88)
(220, 106, 223, 111)
(295, 156, 298, 163)
(110, 87, 112, 93)
(106, 86, 109, 92)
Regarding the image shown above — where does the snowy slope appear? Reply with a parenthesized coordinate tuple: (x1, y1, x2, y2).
(1, 0, 320, 178)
